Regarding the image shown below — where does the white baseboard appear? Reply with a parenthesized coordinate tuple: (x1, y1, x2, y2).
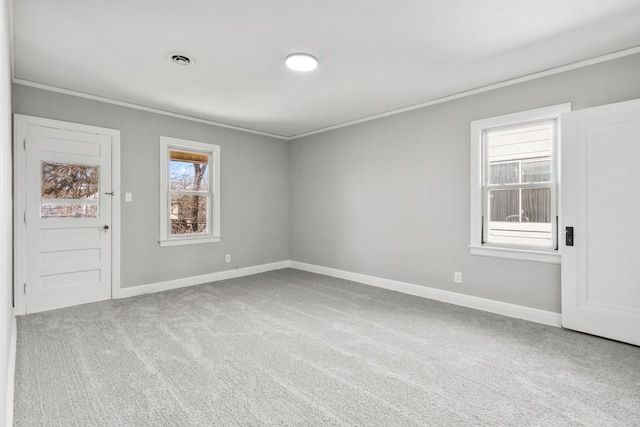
(6, 311, 16, 427)
(289, 261, 562, 327)
(114, 259, 561, 328)
(116, 261, 290, 299)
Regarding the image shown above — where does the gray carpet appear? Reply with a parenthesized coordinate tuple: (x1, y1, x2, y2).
(14, 268, 640, 426)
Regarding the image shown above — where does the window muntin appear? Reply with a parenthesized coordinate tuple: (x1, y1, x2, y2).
(469, 103, 570, 263)
(160, 137, 220, 246)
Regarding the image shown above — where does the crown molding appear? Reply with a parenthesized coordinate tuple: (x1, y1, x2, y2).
(11, 79, 290, 140)
(289, 45, 640, 139)
(11, 43, 640, 141)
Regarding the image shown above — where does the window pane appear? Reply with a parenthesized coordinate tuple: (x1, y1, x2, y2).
(521, 160, 551, 183)
(486, 122, 553, 163)
(170, 194, 208, 235)
(489, 189, 519, 222)
(522, 188, 551, 223)
(41, 162, 99, 218)
(487, 187, 552, 247)
(170, 150, 209, 192)
(41, 204, 98, 219)
(489, 162, 519, 184)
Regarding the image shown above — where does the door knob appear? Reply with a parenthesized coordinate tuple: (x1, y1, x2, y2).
(103, 225, 109, 230)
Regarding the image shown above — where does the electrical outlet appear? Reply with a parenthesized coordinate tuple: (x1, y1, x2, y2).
(125, 192, 132, 202)
(225, 254, 231, 263)
(454, 272, 463, 284)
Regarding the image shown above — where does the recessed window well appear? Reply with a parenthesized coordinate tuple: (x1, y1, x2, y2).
(170, 54, 193, 66)
(285, 53, 318, 72)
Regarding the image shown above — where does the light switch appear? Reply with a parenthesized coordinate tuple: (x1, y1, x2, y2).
(125, 192, 132, 202)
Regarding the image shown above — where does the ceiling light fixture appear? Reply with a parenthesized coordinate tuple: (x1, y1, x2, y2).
(170, 54, 193, 66)
(285, 53, 318, 72)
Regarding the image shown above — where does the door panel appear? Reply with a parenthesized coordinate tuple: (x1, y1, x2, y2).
(561, 98, 640, 346)
(25, 124, 112, 313)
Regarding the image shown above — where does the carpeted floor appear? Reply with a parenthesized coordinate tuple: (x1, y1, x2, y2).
(14, 268, 640, 426)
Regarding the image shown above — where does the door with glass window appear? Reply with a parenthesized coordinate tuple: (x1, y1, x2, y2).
(24, 124, 112, 313)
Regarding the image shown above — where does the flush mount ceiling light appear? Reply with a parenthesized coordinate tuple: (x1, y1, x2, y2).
(285, 53, 318, 72)
(169, 54, 193, 66)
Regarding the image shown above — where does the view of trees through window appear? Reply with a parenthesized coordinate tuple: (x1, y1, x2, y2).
(40, 161, 99, 218)
(169, 150, 209, 235)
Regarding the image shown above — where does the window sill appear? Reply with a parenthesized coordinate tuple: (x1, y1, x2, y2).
(469, 245, 560, 264)
(159, 236, 221, 247)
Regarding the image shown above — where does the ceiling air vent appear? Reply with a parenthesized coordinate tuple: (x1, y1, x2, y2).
(169, 54, 193, 66)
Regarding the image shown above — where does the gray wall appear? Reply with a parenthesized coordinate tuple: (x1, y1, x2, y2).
(11, 53, 640, 312)
(1, 0, 12, 424)
(13, 84, 290, 288)
(290, 53, 640, 313)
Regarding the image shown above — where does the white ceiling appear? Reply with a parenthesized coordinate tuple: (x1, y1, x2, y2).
(11, 0, 640, 139)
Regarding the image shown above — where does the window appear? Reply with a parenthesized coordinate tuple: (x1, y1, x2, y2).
(470, 104, 570, 263)
(160, 137, 220, 247)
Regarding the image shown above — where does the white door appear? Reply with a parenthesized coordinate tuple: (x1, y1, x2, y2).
(24, 123, 113, 313)
(561, 98, 640, 346)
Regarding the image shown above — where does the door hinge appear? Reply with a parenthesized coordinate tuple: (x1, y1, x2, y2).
(23, 212, 26, 223)
(23, 138, 26, 150)
(24, 283, 27, 294)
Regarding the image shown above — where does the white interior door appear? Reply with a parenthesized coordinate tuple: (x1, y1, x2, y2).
(561, 98, 640, 346)
(24, 123, 113, 313)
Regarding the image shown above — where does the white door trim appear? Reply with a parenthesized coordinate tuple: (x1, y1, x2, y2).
(13, 114, 121, 315)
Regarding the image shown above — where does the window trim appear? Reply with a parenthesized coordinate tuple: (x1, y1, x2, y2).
(469, 103, 570, 263)
(159, 136, 221, 247)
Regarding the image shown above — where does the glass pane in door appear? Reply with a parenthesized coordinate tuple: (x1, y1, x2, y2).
(40, 162, 100, 218)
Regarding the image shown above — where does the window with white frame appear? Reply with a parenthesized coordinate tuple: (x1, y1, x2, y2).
(159, 136, 220, 247)
(469, 104, 570, 263)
